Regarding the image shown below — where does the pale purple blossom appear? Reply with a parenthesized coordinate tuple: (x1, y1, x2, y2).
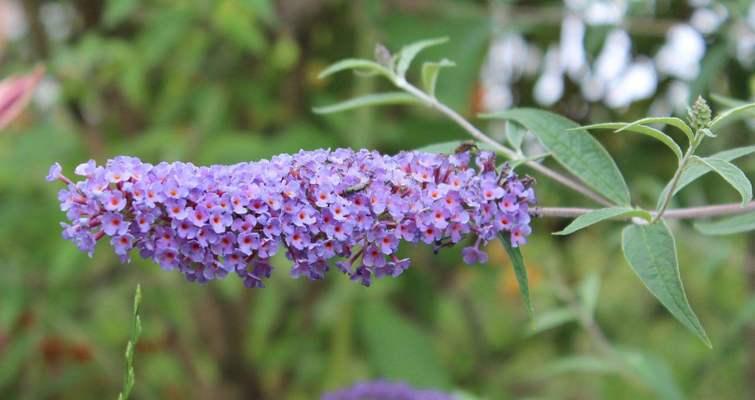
(48, 149, 535, 287)
(321, 380, 457, 400)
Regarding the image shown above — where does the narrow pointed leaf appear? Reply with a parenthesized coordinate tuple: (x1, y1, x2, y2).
(396, 37, 449, 79)
(500, 234, 532, 314)
(656, 145, 755, 209)
(621, 222, 711, 347)
(510, 152, 551, 168)
(710, 101, 755, 131)
(579, 273, 601, 316)
(313, 92, 419, 114)
(529, 307, 575, 334)
(554, 207, 652, 236)
(579, 122, 683, 161)
(421, 58, 454, 97)
(619, 349, 684, 400)
(711, 93, 748, 108)
(505, 120, 527, 152)
(616, 117, 694, 144)
(695, 156, 752, 206)
(318, 58, 394, 81)
(694, 211, 755, 235)
(483, 108, 630, 205)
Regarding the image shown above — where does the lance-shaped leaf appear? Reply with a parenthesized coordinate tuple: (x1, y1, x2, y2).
(621, 222, 711, 347)
(616, 117, 694, 144)
(313, 92, 420, 114)
(318, 58, 395, 81)
(505, 120, 527, 153)
(483, 108, 630, 205)
(529, 307, 575, 334)
(711, 94, 748, 109)
(656, 145, 755, 209)
(554, 207, 652, 236)
(578, 122, 683, 161)
(117, 284, 143, 400)
(693, 156, 752, 206)
(710, 101, 755, 131)
(694, 211, 755, 235)
(421, 58, 454, 98)
(395, 37, 449, 79)
(500, 234, 532, 314)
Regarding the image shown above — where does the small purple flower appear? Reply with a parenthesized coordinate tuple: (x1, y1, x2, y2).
(208, 211, 232, 234)
(511, 225, 532, 247)
(378, 233, 398, 255)
(102, 190, 127, 212)
(462, 245, 488, 265)
(238, 232, 261, 255)
(293, 206, 316, 227)
(165, 198, 189, 220)
(102, 212, 129, 236)
(46, 162, 62, 182)
(156, 248, 179, 271)
(362, 245, 386, 268)
(499, 195, 519, 212)
(111, 234, 133, 256)
(188, 206, 210, 227)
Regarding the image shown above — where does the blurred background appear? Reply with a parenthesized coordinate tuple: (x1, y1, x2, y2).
(1, 0, 754, 398)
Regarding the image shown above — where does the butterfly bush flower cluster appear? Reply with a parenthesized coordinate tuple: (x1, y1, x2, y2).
(321, 380, 457, 400)
(47, 148, 535, 288)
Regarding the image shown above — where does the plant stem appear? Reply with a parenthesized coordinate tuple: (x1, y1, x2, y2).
(536, 201, 755, 220)
(653, 143, 698, 222)
(396, 79, 614, 207)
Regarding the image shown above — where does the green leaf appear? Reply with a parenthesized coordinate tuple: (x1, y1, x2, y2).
(483, 108, 631, 205)
(657, 145, 755, 209)
(529, 307, 575, 334)
(711, 93, 748, 108)
(621, 222, 711, 347)
(313, 92, 419, 114)
(505, 120, 527, 152)
(711, 101, 755, 131)
(618, 349, 684, 400)
(395, 37, 449, 79)
(694, 156, 753, 206)
(359, 301, 450, 387)
(118, 284, 143, 400)
(510, 152, 551, 169)
(578, 122, 683, 161)
(318, 58, 394, 81)
(414, 140, 497, 154)
(500, 234, 532, 314)
(421, 59, 455, 97)
(617, 117, 694, 144)
(694, 211, 755, 235)
(579, 273, 601, 316)
(555, 207, 652, 236)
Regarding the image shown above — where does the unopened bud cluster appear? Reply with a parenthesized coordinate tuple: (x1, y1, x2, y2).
(47, 148, 534, 288)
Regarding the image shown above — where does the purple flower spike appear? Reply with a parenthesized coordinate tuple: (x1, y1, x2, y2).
(321, 380, 458, 400)
(48, 149, 535, 287)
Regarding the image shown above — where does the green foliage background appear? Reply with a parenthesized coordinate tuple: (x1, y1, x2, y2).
(1, 0, 754, 399)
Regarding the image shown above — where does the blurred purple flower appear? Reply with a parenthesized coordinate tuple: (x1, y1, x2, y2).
(321, 380, 457, 400)
(49, 148, 535, 288)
